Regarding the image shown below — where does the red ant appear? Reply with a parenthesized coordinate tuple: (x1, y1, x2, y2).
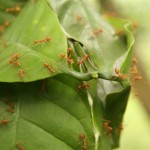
(16, 143, 25, 150)
(0, 21, 10, 33)
(115, 68, 128, 80)
(93, 29, 103, 36)
(79, 133, 87, 150)
(9, 60, 21, 66)
(60, 54, 74, 64)
(5, 6, 21, 13)
(77, 54, 89, 65)
(114, 29, 124, 36)
(134, 75, 143, 81)
(11, 53, 19, 59)
(77, 83, 90, 91)
(6, 107, 15, 113)
(44, 63, 55, 74)
(9, 53, 21, 66)
(130, 57, 142, 83)
(34, 37, 51, 44)
(19, 70, 25, 79)
(0, 119, 9, 125)
(76, 15, 83, 22)
(103, 120, 113, 137)
(4, 98, 15, 113)
(132, 21, 138, 31)
(67, 47, 72, 52)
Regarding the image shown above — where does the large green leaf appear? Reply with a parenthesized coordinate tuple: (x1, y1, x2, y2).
(0, 74, 96, 150)
(86, 78, 130, 149)
(0, 0, 67, 82)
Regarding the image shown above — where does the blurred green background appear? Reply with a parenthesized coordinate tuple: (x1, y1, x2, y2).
(90, 0, 150, 149)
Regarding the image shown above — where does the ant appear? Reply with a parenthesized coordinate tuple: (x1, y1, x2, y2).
(8, 53, 21, 66)
(9, 60, 21, 66)
(44, 63, 55, 74)
(79, 133, 87, 150)
(93, 29, 103, 36)
(115, 68, 128, 80)
(67, 47, 72, 52)
(6, 107, 15, 113)
(134, 75, 143, 81)
(19, 70, 25, 79)
(114, 29, 124, 36)
(11, 53, 19, 59)
(130, 57, 142, 83)
(16, 143, 25, 150)
(76, 15, 83, 22)
(0, 21, 10, 33)
(0, 119, 9, 125)
(5, 6, 21, 13)
(132, 21, 138, 31)
(77, 83, 90, 91)
(60, 54, 74, 64)
(103, 120, 113, 137)
(77, 54, 89, 65)
(34, 36, 51, 44)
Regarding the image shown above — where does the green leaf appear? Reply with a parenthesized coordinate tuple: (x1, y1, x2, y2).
(49, 0, 134, 78)
(88, 78, 130, 149)
(0, 0, 67, 82)
(0, 74, 96, 150)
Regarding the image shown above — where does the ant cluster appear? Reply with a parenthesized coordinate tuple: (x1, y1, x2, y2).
(0, 98, 16, 126)
(9, 53, 20, 66)
(130, 58, 142, 83)
(103, 120, 113, 137)
(102, 120, 124, 137)
(8, 53, 25, 79)
(130, 57, 142, 96)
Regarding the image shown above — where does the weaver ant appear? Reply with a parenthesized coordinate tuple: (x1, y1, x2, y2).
(77, 83, 90, 91)
(5, 6, 21, 13)
(115, 68, 128, 80)
(16, 143, 25, 150)
(60, 54, 74, 64)
(19, 70, 25, 79)
(34, 36, 51, 44)
(44, 62, 55, 74)
(77, 54, 89, 65)
(102, 120, 113, 137)
(93, 29, 103, 36)
(79, 133, 87, 150)
(0, 119, 9, 125)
